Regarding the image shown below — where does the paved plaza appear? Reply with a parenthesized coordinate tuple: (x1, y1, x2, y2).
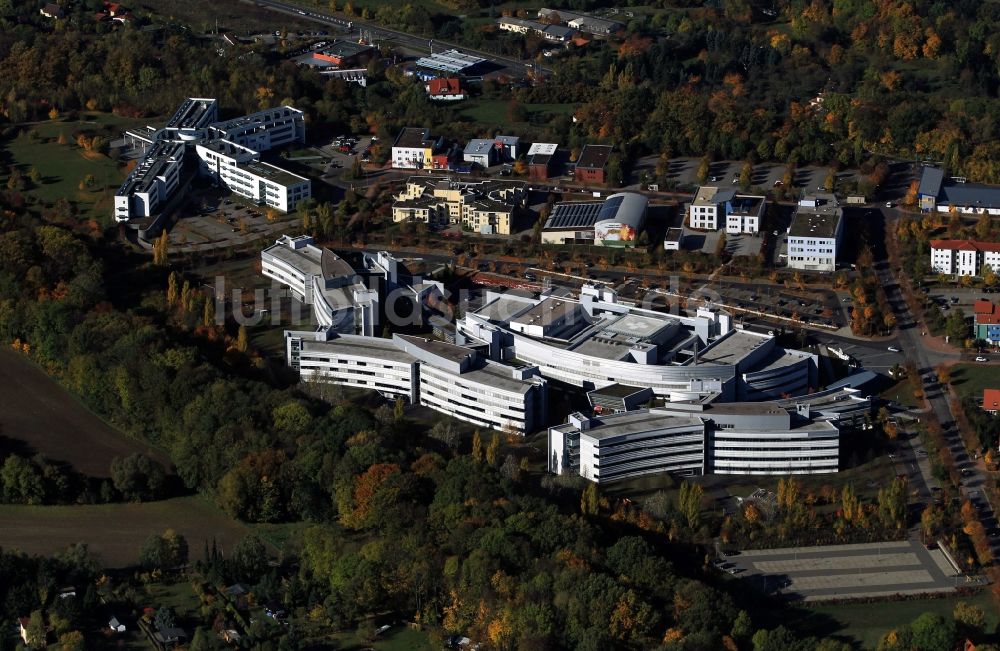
(734, 539, 966, 601)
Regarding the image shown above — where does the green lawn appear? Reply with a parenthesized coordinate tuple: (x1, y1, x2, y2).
(459, 100, 578, 126)
(793, 591, 999, 649)
(1, 125, 124, 220)
(880, 375, 923, 409)
(950, 364, 998, 401)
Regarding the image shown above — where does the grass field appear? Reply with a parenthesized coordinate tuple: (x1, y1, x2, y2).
(792, 591, 999, 649)
(0, 349, 169, 477)
(459, 100, 578, 126)
(880, 375, 923, 409)
(0, 123, 124, 220)
(950, 364, 997, 401)
(0, 496, 252, 567)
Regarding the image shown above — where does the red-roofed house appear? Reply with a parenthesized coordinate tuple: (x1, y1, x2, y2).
(425, 78, 466, 101)
(976, 300, 1000, 344)
(984, 389, 1000, 415)
(930, 239, 1000, 276)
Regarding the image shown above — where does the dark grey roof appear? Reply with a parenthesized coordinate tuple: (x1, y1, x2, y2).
(939, 183, 1000, 209)
(576, 144, 612, 170)
(588, 383, 648, 399)
(917, 166, 944, 197)
(544, 202, 603, 229)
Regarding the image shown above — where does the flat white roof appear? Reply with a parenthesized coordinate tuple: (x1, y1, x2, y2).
(528, 142, 558, 156)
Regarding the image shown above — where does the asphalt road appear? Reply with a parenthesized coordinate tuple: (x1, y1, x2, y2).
(878, 211, 1000, 557)
(253, 0, 549, 77)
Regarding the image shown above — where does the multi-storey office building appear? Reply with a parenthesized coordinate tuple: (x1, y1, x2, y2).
(115, 98, 308, 222)
(261, 235, 379, 335)
(284, 331, 548, 434)
(457, 285, 818, 402)
(549, 392, 859, 482)
(197, 140, 311, 212)
(786, 194, 843, 272)
(113, 141, 185, 223)
(688, 187, 765, 234)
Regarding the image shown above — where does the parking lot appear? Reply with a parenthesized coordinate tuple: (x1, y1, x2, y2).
(681, 279, 846, 329)
(168, 190, 299, 251)
(727, 539, 963, 601)
(645, 158, 859, 195)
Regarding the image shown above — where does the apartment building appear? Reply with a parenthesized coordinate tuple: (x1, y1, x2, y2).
(929, 239, 1000, 276)
(391, 176, 525, 235)
(786, 194, 843, 272)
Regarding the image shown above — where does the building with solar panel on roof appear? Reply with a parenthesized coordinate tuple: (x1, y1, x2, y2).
(541, 192, 647, 246)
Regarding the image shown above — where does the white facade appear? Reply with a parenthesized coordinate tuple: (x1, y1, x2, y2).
(292, 334, 418, 403)
(418, 361, 541, 434)
(689, 187, 764, 234)
(689, 187, 723, 230)
(459, 287, 817, 402)
(115, 98, 307, 222)
(786, 195, 843, 272)
(549, 399, 845, 482)
(114, 142, 184, 221)
(549, 411, 706, 482)
(261, 235, 377, 336)
(283, 330, 548, 434)
(929, 240, 1000, 277)
(710, 423, 840, 475)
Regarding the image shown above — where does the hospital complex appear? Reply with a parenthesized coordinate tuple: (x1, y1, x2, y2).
(261, 234, 873, 482)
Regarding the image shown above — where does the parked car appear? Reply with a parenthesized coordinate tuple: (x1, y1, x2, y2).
(976, 356, 989, 362)
(887, 346, 901, 352)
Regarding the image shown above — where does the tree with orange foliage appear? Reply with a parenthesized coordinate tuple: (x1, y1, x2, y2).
(340, 463, 401, 529)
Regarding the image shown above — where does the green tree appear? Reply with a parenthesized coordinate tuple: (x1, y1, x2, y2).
(25, 610, 46, 648)
(909, 612, 955, 651)
(739, 161, 752, 191)
(236, 325, 249, 352)
(581, 482, 599, 515)
(731, 609, 753, 640)
(953, 601, 986, 635)
(139, 532, 169, 569)
(231, 534, 269, 583)
(696, 155, 710, 185)
(485, 432, 499, 466)
(1, 455, 44, 504)
(110, 453, 166, 501)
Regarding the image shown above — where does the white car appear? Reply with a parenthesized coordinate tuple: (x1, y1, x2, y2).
(888, 346, 901, 352)
(976, 356, 988, 362)
(885, 201, 894, 208)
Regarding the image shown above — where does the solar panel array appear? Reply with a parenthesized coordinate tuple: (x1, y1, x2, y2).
(543, 202, 603, 229)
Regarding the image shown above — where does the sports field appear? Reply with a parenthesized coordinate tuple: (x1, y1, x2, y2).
(0, 349, 169, 477)
(0, 496, 252, 567)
